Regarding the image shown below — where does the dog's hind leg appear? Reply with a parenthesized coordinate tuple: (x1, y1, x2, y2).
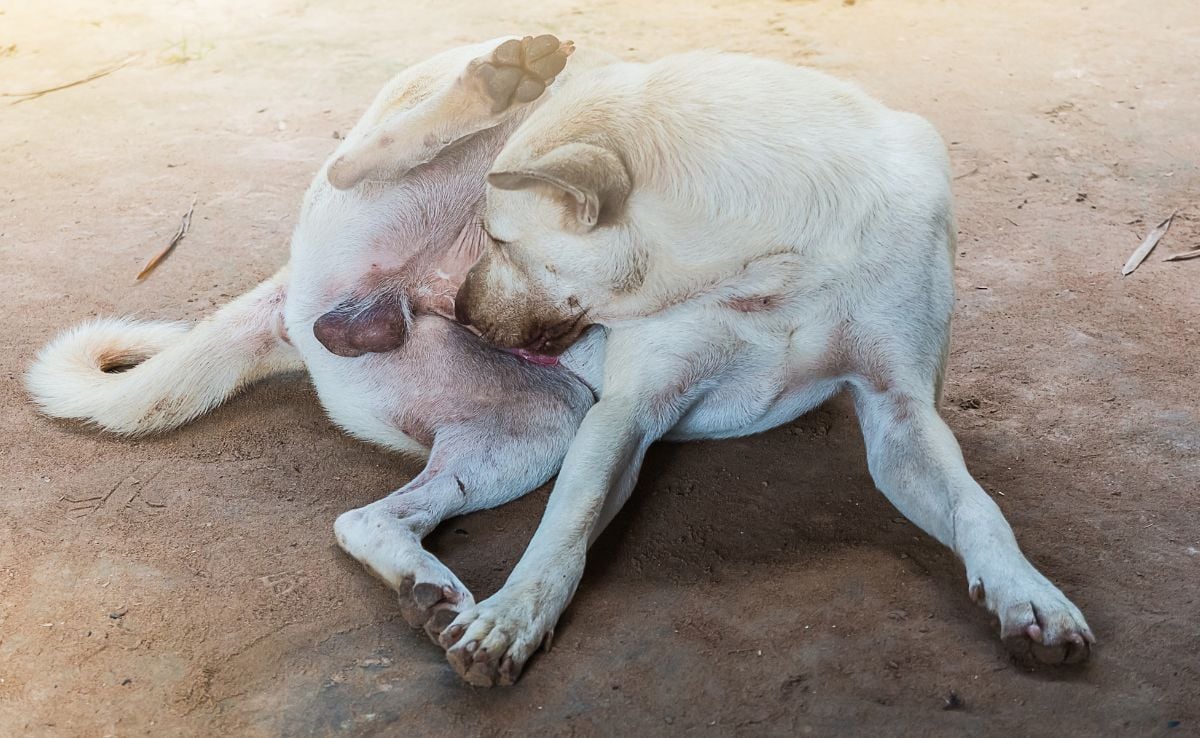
(334, 469, 482, 641)
(334, 415, 578, 642)
(327, 35, 575, 189)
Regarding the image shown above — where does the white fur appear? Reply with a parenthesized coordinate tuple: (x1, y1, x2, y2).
(26, 271, 300, 435)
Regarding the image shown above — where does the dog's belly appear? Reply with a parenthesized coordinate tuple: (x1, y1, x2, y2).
(666, 373, 842, 441)
(663, 319, 844, 442)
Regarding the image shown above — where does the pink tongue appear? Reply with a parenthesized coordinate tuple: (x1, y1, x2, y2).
(504, 347, 560, 366)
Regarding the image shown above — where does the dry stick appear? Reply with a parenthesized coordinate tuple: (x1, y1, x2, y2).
(2, 55, 139, 105)
(1163, 249, 1200, 262)
(1121, 211, 1176, 276)
(136, 197, 197, 282)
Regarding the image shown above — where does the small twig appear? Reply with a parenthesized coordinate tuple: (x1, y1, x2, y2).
(136, 197, 197, 281)
(3, 55, 139, 105)
(1163, 248, 1200, 262)
(953, 165, 980, 180)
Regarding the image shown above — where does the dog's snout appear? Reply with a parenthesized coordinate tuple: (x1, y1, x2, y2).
(454, 275, 474, 326)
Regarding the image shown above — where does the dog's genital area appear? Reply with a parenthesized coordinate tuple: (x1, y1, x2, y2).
(1, 1, 1197, 736)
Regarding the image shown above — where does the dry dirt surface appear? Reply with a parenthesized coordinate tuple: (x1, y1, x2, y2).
(2, 1, 1198, 736)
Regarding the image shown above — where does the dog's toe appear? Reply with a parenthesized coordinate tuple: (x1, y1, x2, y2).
(397, 578, 472, 643)
(440, 592, 548, 687)
(973, 572, 1094, 665)
(493, 38, 524, 67)
(424, 608, 459, 642)
(524, 35, 572, 80)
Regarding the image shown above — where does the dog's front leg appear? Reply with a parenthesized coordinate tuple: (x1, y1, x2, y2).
(851, 382, 1095, 664)
(439, 395, 653, 686)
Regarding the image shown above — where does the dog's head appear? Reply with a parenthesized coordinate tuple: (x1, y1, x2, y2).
(455, 140, 650, 355)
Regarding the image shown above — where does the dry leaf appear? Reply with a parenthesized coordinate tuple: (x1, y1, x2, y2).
(136, 197, 197, 281)
(1121, 212, 1175, 276)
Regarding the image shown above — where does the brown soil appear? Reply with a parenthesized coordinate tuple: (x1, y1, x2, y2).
(2, 1, 1198, 736)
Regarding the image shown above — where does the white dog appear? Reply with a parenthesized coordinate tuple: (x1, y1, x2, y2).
(441, 50, 1095, 685)
(28, 37, 1093, 689)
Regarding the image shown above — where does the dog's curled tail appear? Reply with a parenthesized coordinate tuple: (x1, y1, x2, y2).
(25, 268, 303, 436)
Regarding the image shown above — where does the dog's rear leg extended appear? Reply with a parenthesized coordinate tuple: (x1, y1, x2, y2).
(26, 266, 301, 435)
(334, 419, 576, 642)
(327, 34, 574, 189)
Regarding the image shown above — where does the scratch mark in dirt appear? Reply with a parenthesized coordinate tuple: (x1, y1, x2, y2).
(258, 571, 308, 596)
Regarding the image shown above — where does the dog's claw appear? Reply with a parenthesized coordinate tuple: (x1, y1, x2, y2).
(498, 655, 522, 686)
(472, 34, 573, 113)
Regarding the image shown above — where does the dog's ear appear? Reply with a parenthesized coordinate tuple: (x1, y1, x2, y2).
(313, 291, 410, 357)
(487, 142, 631, 228)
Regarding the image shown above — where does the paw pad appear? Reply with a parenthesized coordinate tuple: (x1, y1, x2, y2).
(474, 34, 574, 113)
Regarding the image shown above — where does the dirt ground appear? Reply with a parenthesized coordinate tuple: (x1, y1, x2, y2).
(1, 0, 1198, 735)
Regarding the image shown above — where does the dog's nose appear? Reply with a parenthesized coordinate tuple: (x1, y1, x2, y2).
(454, 278, 473, 326)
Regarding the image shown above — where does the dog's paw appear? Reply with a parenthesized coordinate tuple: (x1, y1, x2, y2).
(471, 35, 574, 113)
(438, 587, 556, 687)
(394, 572, 474, 641)
(334, 507, 475, 642)
(968, 569, 1095, 665)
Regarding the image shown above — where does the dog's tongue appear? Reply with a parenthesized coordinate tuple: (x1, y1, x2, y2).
(504, 347, 560, 366)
